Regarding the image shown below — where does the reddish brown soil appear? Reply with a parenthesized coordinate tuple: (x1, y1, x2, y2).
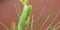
(0, 0, 60, 30)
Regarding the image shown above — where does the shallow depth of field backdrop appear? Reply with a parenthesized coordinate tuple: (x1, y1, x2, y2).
(0, 0, 60, 30)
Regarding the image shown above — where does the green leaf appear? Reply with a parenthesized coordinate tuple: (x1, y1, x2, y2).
(26, 16, 30, 24)
(17, 5, 32, 30)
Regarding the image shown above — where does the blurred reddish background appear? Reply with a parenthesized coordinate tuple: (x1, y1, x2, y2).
(0, 0, 60, 30)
